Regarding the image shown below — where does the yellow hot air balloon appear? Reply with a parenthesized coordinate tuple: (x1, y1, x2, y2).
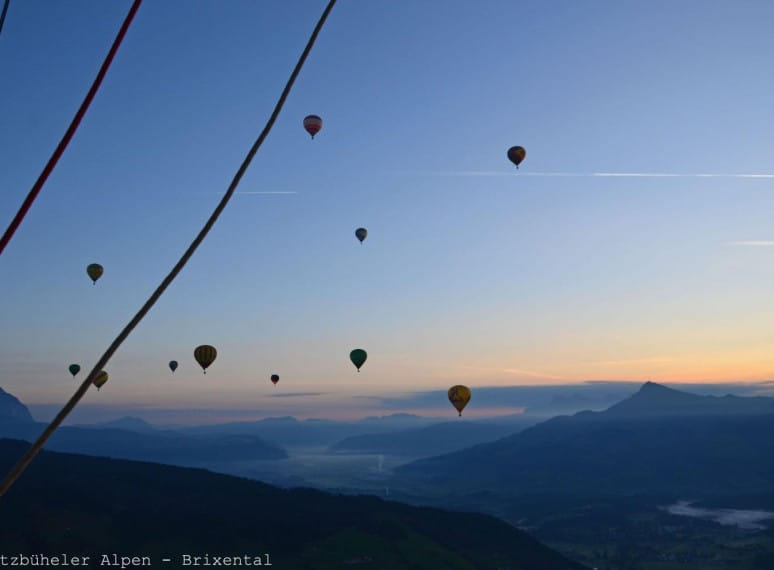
(93, 371, 109, 390)
(194, 345, 217, 374)
(448, 385, 471, 416)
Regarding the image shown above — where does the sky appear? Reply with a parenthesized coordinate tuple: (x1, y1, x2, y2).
(2, 0, 774, 424)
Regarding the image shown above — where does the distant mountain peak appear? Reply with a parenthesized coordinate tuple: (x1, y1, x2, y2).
(0, 387, 35, 424)
(95, 416, 155, 432)
(605, 382, 774, 417)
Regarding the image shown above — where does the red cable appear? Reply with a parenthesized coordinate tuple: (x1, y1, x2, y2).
(0, 0, 142, 256)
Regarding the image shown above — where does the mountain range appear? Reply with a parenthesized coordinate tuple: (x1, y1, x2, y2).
(0, 390, 286, 465)
(393, 382, 774, 506)
(0, 438, 586, 570)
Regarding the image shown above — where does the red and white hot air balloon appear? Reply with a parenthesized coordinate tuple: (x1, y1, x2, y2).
(303, 114, 323, 139)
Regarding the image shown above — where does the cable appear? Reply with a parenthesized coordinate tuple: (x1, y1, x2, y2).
(0, 0, 142, 256)
(0, 0, 337, 500)
(0, 0, 10, 37)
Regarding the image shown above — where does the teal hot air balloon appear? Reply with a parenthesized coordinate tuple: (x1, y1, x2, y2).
(68, 364, 81, 378)
(355, 228, 367, 243)
(350, 349, 367, 372)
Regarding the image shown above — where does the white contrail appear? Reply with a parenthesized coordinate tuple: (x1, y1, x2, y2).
(420, 171, 774, 179)
(203, 190, 297, 195)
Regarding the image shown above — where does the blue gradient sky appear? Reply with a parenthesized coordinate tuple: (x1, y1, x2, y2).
(2, 1, 774, 423)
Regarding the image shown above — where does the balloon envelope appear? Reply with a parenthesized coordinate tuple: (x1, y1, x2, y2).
(448, 385, 471, 416)
(68, 364, 80, 377)
(350, 349, 367, 371)
(169, 360, 178, 372)
(194, 345, 217, 373)
(507, 146, 526, 168)
(270, 374, 280, 385)
(93, 371, 108, 390)
(303, 114, 322, 138)
(86, 263, 103, 284)
(355, 228, 367, 243)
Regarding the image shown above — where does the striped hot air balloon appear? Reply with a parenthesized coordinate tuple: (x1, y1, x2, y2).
(194, 345, 217, 374)
(93, 371, 109, 390)
(303, 114, 323, 139)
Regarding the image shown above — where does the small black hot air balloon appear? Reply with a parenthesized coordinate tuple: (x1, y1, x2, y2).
(194, 345, 217, 374)
(355, 228, 367, 243)
(303, 115, 322, 139)
(270, 374, 280, 386)
(68, 364, 80, 378)
(169, 360, 178, 373)
(507, 146, 526, 169)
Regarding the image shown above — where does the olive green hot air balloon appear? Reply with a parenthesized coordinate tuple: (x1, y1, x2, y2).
(93, 371, 109, 390)
(68, 364, 80, 378)
(86, 263, 103, 284)
(355, 228, 367, 243)
(194, 345, 217, 374)
(350, 349, 367, 372)
(448, 385, 471, 416)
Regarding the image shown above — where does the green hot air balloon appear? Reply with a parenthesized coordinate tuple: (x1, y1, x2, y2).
(86, 263, 103, 284)
(350, 349, 367, 372)
(68, 364, 81, 378)
(355, 228, 367, 243)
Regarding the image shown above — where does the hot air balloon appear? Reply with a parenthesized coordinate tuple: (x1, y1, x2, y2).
(270, 374, 280, 385)
(507, 146, 526, 169)
(68, 364, 80, 378)
(169, 360, 178, 373)
(86, 263, 103, 284)
(355, 228, 367, 243)
(194, 345, 217, 374)
(303, 114, 322, 139)
(93, 371, 109, 390)
(350, 349, 367, 372)
(448, 385, 471, 416)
